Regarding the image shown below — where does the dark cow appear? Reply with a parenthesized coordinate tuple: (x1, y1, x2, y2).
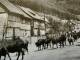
(71, 31, 78, 41)
(51, 38, 58, 48)
(35, 39, 45, 51)
(77, 31, 80, 38)
(0, 37, 29, 60)
(0, 47, 11, 60)
(68, 35, 74, 45)
(45, 38, 51, 49)
(58, 34, 66, 48)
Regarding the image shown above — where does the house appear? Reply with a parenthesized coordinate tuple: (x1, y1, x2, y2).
(19, 6, 49, 36)
(0, 0, 32, 40)
(0, 0, 49, 40)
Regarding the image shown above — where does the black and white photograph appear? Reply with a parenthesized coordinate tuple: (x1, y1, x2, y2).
(0, 0, 80, 60)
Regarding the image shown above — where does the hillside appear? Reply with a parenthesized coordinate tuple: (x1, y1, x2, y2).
(9, 0, 80, 20)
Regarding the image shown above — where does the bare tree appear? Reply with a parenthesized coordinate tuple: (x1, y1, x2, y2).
(48, 17, 62, 34)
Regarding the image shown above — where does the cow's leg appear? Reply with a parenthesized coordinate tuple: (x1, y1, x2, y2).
(49, 43, 52, 48)
(7, 52, 11, 60)
(17, 52, 20, 60)
(49, 43, 51, 48)
(38, 46, 41, 51)
(26, 47, 28, 53)
(68, 41, 71, 45)
(45, 44, 46, 49)
(38, 46, 39, 51)
(16, 53, 18, 56)
(56, 43, 58, 48)
(72, 41, 74, 45)
(44, 43, 47, 49)
(69, 42, 71, 46)
(64, 41, 66, 46)
(4, 55, 6, 60)
(42, 45, 43, 50)
(46, 44, 48, 49)
(52, 43, 54, 48)
(44, 44, 46, 49)
(40, 45, 41, 50)
(42, 44, 45, 50)
(68, 41, 70, 45)
(22, 51, 24, 60)
(44, 44, 45, 49)
(62, 42, 64, 47)
(0, 56, 1, 60)
(60, 42, 62, 48)
(37, 46, 39, 51)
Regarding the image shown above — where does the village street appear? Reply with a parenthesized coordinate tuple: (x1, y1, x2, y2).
(24, 39, 80, 60)
(1, 38, 80, 60)
(0, 0, 80, 60)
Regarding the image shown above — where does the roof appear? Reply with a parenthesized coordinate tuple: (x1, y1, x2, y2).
(18, 6, 46, 21)
(40, 16, 49, 23)
(0, 0, 31, 19)
(35, 12, 50, 23)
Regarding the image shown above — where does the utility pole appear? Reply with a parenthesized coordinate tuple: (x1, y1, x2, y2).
(41, 0, 47, 36)
(30, 20, 34, 36)
(13, 27, 16, 40)
(38, 22, 41, 36)
(44, 12, 46, 35)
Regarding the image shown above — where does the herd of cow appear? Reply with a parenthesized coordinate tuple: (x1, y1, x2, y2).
(0, 31, 80, 60)
(35, 31, 80, 51)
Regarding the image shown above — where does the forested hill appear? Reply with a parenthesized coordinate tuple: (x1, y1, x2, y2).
(9, 0, 80, 20)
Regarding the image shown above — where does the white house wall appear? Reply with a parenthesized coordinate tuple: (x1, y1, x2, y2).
(40, 23, 45, 29)
(8, 14, 21, 22)
(33, 21, 46, 36)
(0, 13, 8, 40)
(6, 28, 21, 39)
(8, 21, 31, 30)
(34, 29, 38, 36)
(0, 27, 4, 40)
(15, 28, 20, 36)
(6, 28, 13, 38)
(7, 14, 31, 38)
(34, 21, 39, 28)
(0, 13, 8, 26)
(8, 15, 31, 30)
(25, 30, 30, 37)
(20, 23, 30, 30)
(40, 30, 45, 35)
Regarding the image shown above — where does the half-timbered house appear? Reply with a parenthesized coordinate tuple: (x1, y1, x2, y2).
(0, 0, 49, 41)
(19, 6, 49, 36)
(0, 0, 32, 40)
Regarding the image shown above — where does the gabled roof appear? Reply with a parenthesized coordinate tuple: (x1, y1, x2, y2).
(18, 6, 44, 21)
(0, 0, 31, 19)
(35, 12, 50, 23)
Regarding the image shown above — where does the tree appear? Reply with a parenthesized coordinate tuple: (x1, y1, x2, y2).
(63, 20, 75, 32)
(49, 17, 62, 34)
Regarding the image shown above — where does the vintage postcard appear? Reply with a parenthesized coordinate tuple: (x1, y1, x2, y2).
(0, 0, 80, 60)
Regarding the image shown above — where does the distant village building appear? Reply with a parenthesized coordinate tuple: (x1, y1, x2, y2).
(19, 6, 49, 36)
(0, 0, 49, 40)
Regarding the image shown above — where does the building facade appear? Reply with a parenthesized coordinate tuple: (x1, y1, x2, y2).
(0, 0, 49, 40)
(19, 6, 48, 36)
(0, 0, 32, 40)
